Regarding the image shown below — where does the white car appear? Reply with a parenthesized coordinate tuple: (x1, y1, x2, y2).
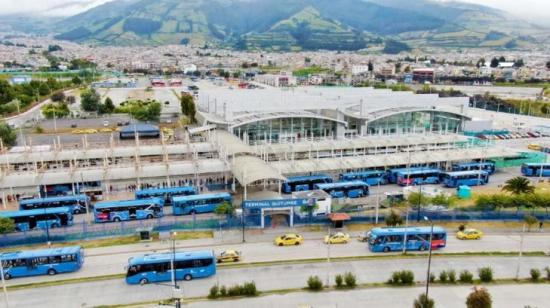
(103, 120, 109, 127)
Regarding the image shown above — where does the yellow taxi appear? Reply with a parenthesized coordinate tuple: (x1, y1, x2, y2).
(324, 232, 350, 244)
(528, 144, 541, 151)
(216, 250, 241, 263)
(274, 233, 303, 246)
(457, 228, 483, 240)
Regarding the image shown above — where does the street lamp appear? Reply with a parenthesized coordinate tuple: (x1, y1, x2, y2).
(170, 231, 181, 308)
(423, 216, 434, 301)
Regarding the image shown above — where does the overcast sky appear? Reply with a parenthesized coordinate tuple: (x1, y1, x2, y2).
(0, 0, 549, 20)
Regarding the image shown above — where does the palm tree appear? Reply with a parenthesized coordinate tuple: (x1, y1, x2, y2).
(502, 177, 535, 196)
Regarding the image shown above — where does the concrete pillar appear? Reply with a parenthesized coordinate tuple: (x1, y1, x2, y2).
(289, 207, 294, 227)
(261, 208, 265, 229)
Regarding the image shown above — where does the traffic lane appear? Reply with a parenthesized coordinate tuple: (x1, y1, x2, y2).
(5, 234, 549, 286)
(187, 284, 550, 308)
(7, 256, 549, 307)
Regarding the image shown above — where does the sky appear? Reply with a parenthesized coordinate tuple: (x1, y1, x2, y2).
(0, 0, 549, 20)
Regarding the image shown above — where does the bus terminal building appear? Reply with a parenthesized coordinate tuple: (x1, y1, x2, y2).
(0, 87, 540, 200)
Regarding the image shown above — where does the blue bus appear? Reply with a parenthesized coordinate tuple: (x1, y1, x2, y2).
(396, 168, 441, 186)
(340, 170, 388, 185)
(125, 250, 216, 285)
(282, 174, 333, 193)
(367, 226, 447, 253)
(94, 198, 164, 223)
(19, 195, 90, 214)
(0, 246, 84, 280)
(314, 181, 369, 198)
(172, 193, 232, 215)
(521, 163, 550, 177)
(0, 207, 74, 231)
(452, 162, 496, 175)
(135, 186, 197, 204)
(387, 167, 437, 183)
(442, 170, 490, 188)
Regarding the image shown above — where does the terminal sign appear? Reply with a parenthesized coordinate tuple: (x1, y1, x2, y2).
(243, 198, 308, 209)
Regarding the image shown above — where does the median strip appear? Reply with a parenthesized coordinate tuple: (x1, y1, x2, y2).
(96, 279, 550, 308)
(5, 251, 545, 291)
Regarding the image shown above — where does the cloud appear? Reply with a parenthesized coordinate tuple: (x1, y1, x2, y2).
(0, 0, 115, 16)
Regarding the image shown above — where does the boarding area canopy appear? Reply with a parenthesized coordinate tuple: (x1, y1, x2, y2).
(270, 147, 518, 174)
(230, 155, 286, 186)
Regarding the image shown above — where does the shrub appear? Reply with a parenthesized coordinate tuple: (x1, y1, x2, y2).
(429, 273, 435, 283)
(307, 276, 323, 291)
(460, 270, 474, 283)
(344, 272, 357, 288)
(478, 267, 493, 282)
(219, 285, 227, 296)
(545, 267, 550, 281)
(413, 293, 435, 308)
(448, 270, 457, 283)
(466, 287, 492, 308)
(227, 284, 243, 296)
(458, 224, 466, 232)
(335, 274, 343, 288)
(390, 271, 401, 284)
(208, 285, 219, 299)
(242, 281, 257, 296)
(400, 270, 415, 285)
(385, 210, 404, 226)
(530, 269, 541, 281)
(439, 270, 448, 282)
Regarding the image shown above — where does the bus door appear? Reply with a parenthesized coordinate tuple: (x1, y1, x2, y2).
(384, 235, 403, 251)
(153, 262, 172, 282)
(129, 207, 138, 219)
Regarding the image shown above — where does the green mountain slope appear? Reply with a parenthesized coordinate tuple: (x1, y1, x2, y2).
(52, 0, 545, 50)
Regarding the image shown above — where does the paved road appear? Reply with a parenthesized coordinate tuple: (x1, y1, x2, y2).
(187, 284, 550, 308)
(5, 232, 550, 287)
(5, 256, 549, 307)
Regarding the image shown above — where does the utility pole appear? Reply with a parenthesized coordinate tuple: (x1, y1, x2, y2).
(171, 232, 181, 308)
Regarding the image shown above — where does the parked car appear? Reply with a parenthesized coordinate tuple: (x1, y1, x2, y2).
(275, 233, 303, 246)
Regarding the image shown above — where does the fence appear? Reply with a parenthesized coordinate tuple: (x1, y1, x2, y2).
(1, 210, 548, 247)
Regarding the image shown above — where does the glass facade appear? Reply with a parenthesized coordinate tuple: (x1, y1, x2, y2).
(365, 111, 464, 135)
(233, 117, 337, 144)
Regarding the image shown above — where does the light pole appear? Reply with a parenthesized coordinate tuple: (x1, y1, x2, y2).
(423, 216, 434, 300)
(515, 223, 526, 280)
(170, 231, 181, 308)
(402, 208, 409, 254)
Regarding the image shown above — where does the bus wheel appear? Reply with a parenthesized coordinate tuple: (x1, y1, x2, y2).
(3, 273, 11, 280)
(47, 269, 57, 276)
(50, 223, 59, 228)
(419, 245, 426, 251)
(184, 274, 192, 281)
(383, 247, 390, 252)
(146, 214, 154, 219)
(74, 209, 81, 214)
(190, 210, 196, 215)
(139, 278, 148, 285)
(113, 217, 121, 222)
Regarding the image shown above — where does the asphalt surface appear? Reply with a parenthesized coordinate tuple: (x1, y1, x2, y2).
(5, 232, 550, 287)
(5, 256, 549, 307)
(186, 284, 550, 308)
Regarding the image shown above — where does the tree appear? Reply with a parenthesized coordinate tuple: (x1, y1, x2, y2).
(0, 122, 17, 147)
(215, 201, 235, 218)
(490, 57, 499, 68)
(407, 192, 429, 208)
(498, 56, 506, 63)
(476, 58, 485, 68)
(0, 217, 15, 234)
(466, 287, 492, 308)
(513, 59, 524, 68)
(368, 61, 374, 72)
(502, 177, 535, 196)
(385, 210, 403, 226)
(103, 97, 115, 114)
(524, 214, 538, 232)
(546, 61, 550, 70)
(0, 79, 15, 104)
(72, 76, 82, 85)
(413, 293, 434, 308)
(431, 194, 457, 208)
(51, 91, 65, 102)
(80, 88, 101, 112)
(38, 82, 50, 96)
(180, 93, 196, 123)
(300, 202, 319, 220)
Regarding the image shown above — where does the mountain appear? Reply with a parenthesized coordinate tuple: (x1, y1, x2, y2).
(52, 0, 544, 50)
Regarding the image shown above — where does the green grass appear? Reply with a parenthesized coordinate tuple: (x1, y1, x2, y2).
(0, 231, 213, 253)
